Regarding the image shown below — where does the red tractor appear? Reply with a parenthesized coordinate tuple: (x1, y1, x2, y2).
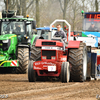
(28, 20, 87, 82)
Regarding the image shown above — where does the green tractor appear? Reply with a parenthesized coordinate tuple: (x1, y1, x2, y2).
(0, 10, 38, 73)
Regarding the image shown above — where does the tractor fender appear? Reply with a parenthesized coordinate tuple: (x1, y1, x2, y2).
(68, 41, 81, 48)
(35, 39, 43, 47)
(17, 44, 30, 51)
(34, 36, 40, 43)
(18, 44, 30, 48)
(31, 35, 39, 47)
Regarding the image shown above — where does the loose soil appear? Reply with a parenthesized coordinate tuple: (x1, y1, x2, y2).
(0, 74, 99, 100)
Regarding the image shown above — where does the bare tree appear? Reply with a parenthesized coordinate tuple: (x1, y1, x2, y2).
(58, 0, 71, 27)
(2, 0, 100, 30)
(17, 0, 34, 17)
(4, 0, 16, 11)
(4, 0, 34, 17)
(59, 0, 70, 19)
(16, 0, 21, 15)
(36, 0, 40, 27)
(95, 0, 99, 11)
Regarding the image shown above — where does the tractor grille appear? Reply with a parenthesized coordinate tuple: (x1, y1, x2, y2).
(42, 50, 56, 59)
(0, 39, 11, 51)
(42, 42, 56, 45)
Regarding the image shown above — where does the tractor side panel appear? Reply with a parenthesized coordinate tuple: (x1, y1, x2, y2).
(8, 36, 17, 54)
(87, 52, 91, 78)
(92, 49, 100, 65)
(97, 56, 100, 65)
(35, 39, 43, 47)
(75, 37, 98, 48)
(68, 41, 80, 48)
(91, 53, 97, 78)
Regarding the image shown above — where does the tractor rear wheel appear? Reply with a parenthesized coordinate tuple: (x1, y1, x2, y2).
(28, 61, 36, 82)
(68, 42, 87, 82)
(16, 48, 29, 74)
(30, 42, 41, 61)
(61, 62, 70, 83)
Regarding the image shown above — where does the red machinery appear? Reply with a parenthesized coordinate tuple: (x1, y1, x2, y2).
(28, 20, 88, 82)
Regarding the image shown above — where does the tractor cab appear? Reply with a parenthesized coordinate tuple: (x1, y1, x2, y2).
(0, 11, 36, 43)
(82, 18, 100, 35)
(1, 21, 25, 42)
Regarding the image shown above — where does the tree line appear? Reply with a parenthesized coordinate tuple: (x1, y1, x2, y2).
(1, 0, 100, 31)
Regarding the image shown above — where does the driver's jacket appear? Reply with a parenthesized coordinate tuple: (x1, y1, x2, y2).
(54, 30, 67, 41)
(88, 26, 98, 31)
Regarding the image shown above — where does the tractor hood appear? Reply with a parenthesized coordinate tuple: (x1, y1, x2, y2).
(0, 34, 16, 40)
(35, 39, 63, 47)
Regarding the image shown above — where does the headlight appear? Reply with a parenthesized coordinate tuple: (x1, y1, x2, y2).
(42, 56, 46, 59)
(52, 56, 56, 59)
(2, 39, 9, 43)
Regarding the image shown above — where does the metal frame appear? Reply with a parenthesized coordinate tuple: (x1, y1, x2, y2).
(50, 19, 71, 42)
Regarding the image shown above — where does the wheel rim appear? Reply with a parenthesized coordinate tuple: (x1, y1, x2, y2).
(83, 48, 87, 81)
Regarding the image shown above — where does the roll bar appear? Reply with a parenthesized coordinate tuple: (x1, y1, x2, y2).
(50, 19, 71, 42)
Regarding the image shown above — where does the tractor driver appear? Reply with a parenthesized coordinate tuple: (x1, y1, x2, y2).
(53, 24, 67, 50)
(54, 24, 67, 41)
(15, 23, 21, 33)
(14, 23, 22, 42)
(88, 22, 98, 31)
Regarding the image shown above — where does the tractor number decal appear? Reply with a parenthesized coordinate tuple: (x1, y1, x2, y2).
(10, 60, 17, 66)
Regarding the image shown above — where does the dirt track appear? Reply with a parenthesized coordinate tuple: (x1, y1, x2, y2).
(0, 74, 100, 100)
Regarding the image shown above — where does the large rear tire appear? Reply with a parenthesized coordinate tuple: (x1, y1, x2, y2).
(30, 43, 41, 61)
(61, 62, 70, 83)
(16, 48, 29, 74)
(28, 61, 36, 82)
(68, 42, 87, 82)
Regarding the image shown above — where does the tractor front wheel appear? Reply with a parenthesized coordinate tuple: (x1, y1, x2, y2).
(61, 62, 70, 83)
(28, 60, 36, 82)
(16, 48, 29, 74)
